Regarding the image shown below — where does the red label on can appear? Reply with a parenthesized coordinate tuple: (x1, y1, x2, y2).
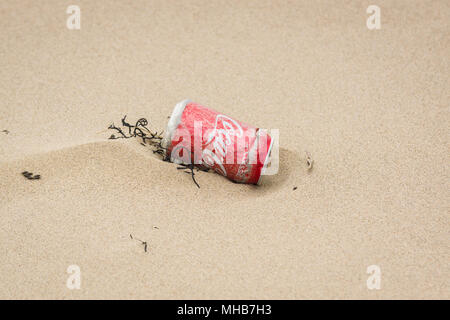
(166, 102, 272, 184)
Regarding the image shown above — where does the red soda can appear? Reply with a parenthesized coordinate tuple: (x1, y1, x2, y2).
(161, 100, 274, 185)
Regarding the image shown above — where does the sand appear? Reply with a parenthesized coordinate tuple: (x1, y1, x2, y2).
(0, 0, 448, 299)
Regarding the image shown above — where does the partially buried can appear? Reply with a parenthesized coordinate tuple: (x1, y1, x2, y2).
(161, 100, 274, 185)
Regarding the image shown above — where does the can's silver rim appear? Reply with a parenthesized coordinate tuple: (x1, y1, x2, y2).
(161, 99, 191, 157)
(256, 131, 275, 185)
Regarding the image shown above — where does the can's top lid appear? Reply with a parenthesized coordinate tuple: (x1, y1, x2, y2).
(161, 99, 191, 154)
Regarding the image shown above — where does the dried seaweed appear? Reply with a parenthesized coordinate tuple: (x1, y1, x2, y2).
(108, 115, 166, 156)
(107, 115, 208, 187)
(130, 234, 148, 253)
(177, 164, 200, 188)
(108, 115, 167, 160)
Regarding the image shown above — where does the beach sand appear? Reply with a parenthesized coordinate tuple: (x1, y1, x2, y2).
(0, 0, 448, 299)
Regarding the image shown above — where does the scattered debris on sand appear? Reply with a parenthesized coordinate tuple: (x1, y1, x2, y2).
(305, 151, 314, 171)
(130, 234, 148, 253)
(22, 171, 41, 180)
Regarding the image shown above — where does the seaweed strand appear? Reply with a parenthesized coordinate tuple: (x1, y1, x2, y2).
(107, 115, 207, 187)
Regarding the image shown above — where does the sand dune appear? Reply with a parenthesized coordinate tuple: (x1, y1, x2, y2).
(0, 138, 447, 299)
(0, 140, 308, 299)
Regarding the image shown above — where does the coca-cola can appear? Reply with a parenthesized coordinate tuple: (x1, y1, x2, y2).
(161, 100, 274, 185)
